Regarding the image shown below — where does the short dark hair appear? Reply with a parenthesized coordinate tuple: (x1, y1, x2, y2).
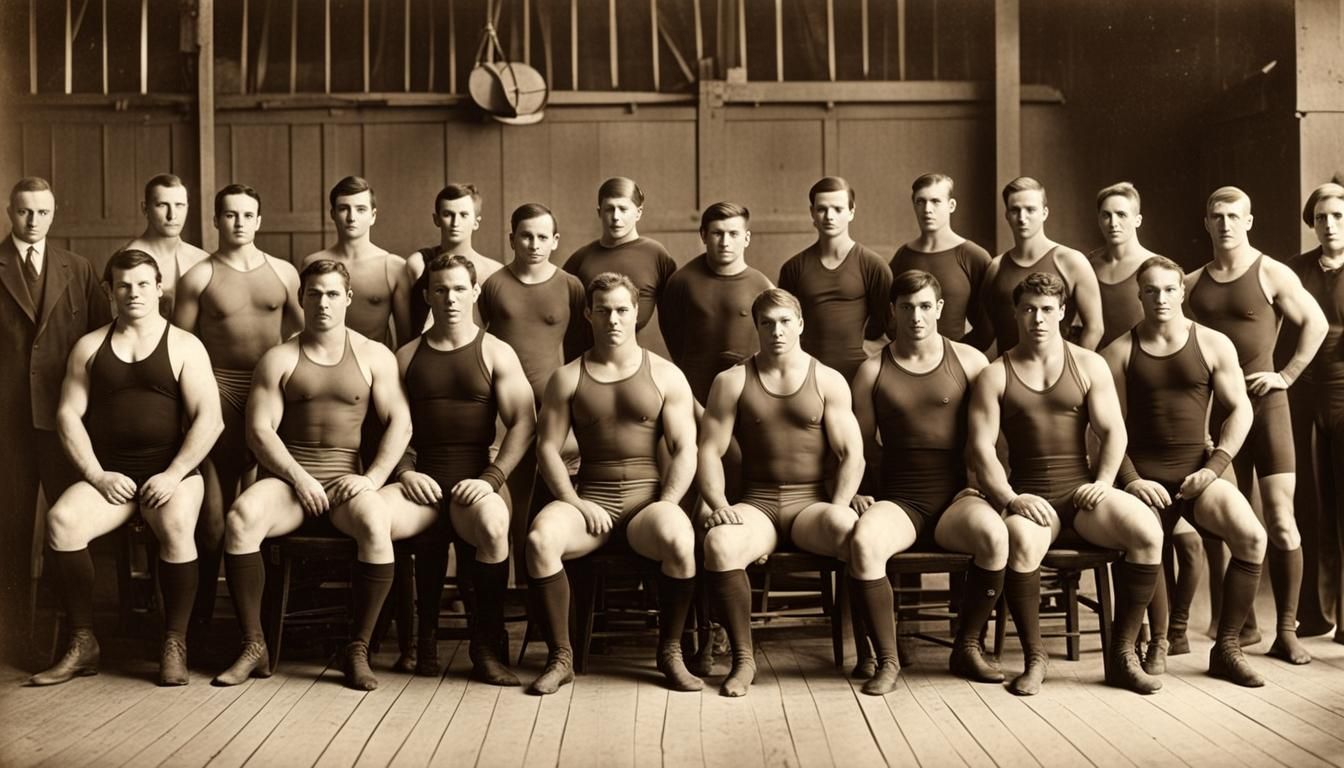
(426, 253, 478, 285)
(1002, 176, 1047, 207)
(214, 183, 261, 218)
(1096, 181, 1140, 212)
(1135, 255, 1184, 283)
(911, 173, 954, 197)
(435, 183, 481, 213)
(143, 173, 185, 203)
(1303, 182, 1344, 227)
(1011, 271, 1067, 306)
(104, 249, 161, 284)
(751, 288, 804, 324)
(10, 176, 54, 207)
(597, 177, 645, 207)
(891, 269, 943, 303)
(299, 259, 351, 294)
(510, 203, 557, 234)
(586, 272, 640, 309)
(699, 201, 750, 233)
(808, 176, 854, 208)
(329, 175, 376, 210)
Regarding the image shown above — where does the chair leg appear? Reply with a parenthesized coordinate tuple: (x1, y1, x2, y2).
(263, 552, 290, 675)
(825, 570, 842, 668)
(517, 620, 533, 666)
(1096, 564, 1114, 676)
(571, 566, 596, 674)
(1064, 571, 1080, 661)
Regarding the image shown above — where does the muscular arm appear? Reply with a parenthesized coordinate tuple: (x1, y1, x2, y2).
(388, 254, 413, 347)
(172, 262, 209, 333)
(696, 369, 744, 512)
(1060, 249, 1104, 350)
(1266, 260, 1328, 387)
(1099, 335, 1143, 487)
(163, 331, 224, 480)
(485, 336, 537, 478)
(967, 362, 1014, 507)
(659, 275, 687, 364)
(1202, 328, 1253, 458)
(536, 363, 583, 506)
(363, 341, 412, 487)
(245, 346, 305, 482)
(56, 331, 109, 484)
(850, 355, 882, 494)
(273, 259, 305, 340)
(862, 253, 894, 343)
(1079, 350, 1127, 486)
(653, 356, 698, 503)
(818, 366, 865, 505)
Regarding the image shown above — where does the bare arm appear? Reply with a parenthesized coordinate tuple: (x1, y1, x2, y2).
(361, 341, 412, 488)
(171, 262, 208, 333)
(273, 259, 305, 339)
(652, 356, 698, 503)
(536, 363, 583, 507)
(1203, 328, 1252, 459)
(140, 331, 225, 507)
(849, 354, 882, 505)
(696, 368, 744, 513)
(245, 346, 306, 484)
(1060, 249, 1104, 350)
(1264, 260, 1328, 389)
(1078, 349, 1127, 487)
(485, 336, 537, 478)
(388, 254, 413, 347)
(56, 331, 118, 491)
(967, 362, 1013, 507)
(817, 366, 865, 505)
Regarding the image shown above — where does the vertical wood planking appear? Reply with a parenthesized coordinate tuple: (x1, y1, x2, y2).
(775, 0, 782, 81)
(650, 0, 659, 90)
(362, 0, 369, 92)
(427, 0, 435, 90)
(449, 0, 457, 93)
(570, 0, 578, 89)
(241, 0, 249, 94)
(737, 0, 746, 75)
(693, 0, 702, 62)
(101, 0, 107, 94)
(30, 0, 38, 94)
(608, 0, 618, 88)
(897, 0, 906, 80)
(994, 0, 1021, 252)
(139, 0, 147, 93)
(524, 0, 532, 65)
(197, 0, 217, 250)
(64, 0, 71, 94)
(861, 0, 869, 78)
(404, 0, 411, 91)
(324, 0, 330, 93)
(290, 0, 297, 93)
(826, 0, 835, 81)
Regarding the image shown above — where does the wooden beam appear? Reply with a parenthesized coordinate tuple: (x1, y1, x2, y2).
(524, 0, 531, 65)
(324, 0, 330, 93)
(241, 0, 248, 94)
(289, 0, 297, 93)
(656, 7, 694, 85)
(362, 0, 370, 93)
(29, 0, 37, 94)
(65, 0, 72, 94)
(774, 0, 782, 81)
(721, 80, 1062, 104)
(570, 0, 578, 89)
(195, 0, 218, 251)
(256, 0, 272, 92)
(897, 0, 906, 80)
(861, 0, 869, 79)
(449, 0, 457, 93)
(737, 0, 746, 76)
(403, 0, 410, 91)
(994, 0, 1020, 253)
(140, 0, 148, 93)
(650, 0, 659, 90)
(826, 0, 835, 81)
(693, 0, 702, 63)
(101, 0, 107, 94)
(696, 78, 727, 207)
(608, 0, 618, 88)
(427, 0, 434, 90)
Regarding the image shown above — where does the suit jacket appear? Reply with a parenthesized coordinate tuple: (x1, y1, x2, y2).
(0, 236, 112, 432)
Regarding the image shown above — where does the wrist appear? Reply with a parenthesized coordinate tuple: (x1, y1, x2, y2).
(479, 464, 507, 493)
(1203, 448, 1233, 478)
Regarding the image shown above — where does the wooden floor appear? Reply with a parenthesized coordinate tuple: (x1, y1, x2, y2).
(5, 615, 1344, 768)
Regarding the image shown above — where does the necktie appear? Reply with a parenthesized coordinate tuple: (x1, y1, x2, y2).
(23, 245, 40, 283)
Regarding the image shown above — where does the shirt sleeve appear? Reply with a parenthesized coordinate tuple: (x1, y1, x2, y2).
(563, 273, 591, 362)
(477, 275, 496, 328)
(963, 242, 996, 351)
(862, 248, 894, 342)
(659, 271, 687, 363)
(778, 255, 800, 295)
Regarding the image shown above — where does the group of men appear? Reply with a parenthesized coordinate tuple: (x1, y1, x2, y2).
(2, 167, 1340, 703)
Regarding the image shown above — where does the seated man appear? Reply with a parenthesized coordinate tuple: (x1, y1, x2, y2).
(1102, 256, 1268, 686)
(30, 250, 222, 686)
(213, 260, 411, 691)
(850, 270, 1004, 695)
(698, 288, 865, 697)
(525, 272, 700, 695)
(968, 272, 1164, 696)
(377, 254, 535, 683)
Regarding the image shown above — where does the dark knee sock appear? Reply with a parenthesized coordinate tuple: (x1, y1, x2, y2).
(192, 546, 222, 624)
(351, 562, 395, 644)
(528, 569, 572, 653)
(1170, 532, 1202, 629)
(1219, 557, 1263, 646)
(851, 576, 897, 663)
(415, 544, 450, 640)
(657, 573, 696, 646)
(1114, 561, 1161, 651)
(225, 551, 266, 642)
(1005, 569, 1043, 658)
(392, 554, 416, 647)
(1147, 569, 1170, 639)
(1269, 546, 1303, 635)
(956, 565, 1005, 646)
(159, 560, 199, 638)
(51, 549, 96, 631)
(709, 570, 754, 659)
(471, 558, 510, 647)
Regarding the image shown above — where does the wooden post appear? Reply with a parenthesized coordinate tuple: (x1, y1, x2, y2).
(404, 0, 410, 91)
(195, 0, 218, 252)
(324, 0, 330, 93)
(774, 0, 781, 81)
(826, 0, 835, 81)
(362, 0, 370, 93)
(102, 0, 107, 94)
(30, 0, 37, 94)
(449, 0, 457, 93)
(570, 0, 578, 89)
(64, 0, 72, 95)
(650, 0, 659, 90)
(693, 0, 702, 64)
(697, 77, 728, 208)
(241, 0, 248, 94)
(524, 0, 531, 66)
(737, 0, 746, 76)
(289, 0, 297, 92)
(994, 0, 1020, 253)
(140, 0, 148, 93)
(608, 0, 618, 88)
(897, 0, 906, 80)
(427, 0, 435, 90)
(861, 0, 869, 79)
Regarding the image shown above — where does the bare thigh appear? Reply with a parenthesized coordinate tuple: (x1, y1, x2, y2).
(224, 478, 307, 553)
(142, 474, 206, 561)
(46, 482, 139, 550)
(702, 504, 777, 572)
(935, 494, 1009, 570)
(380, 484, 441, 542)
(1073, 491, 1162, 564)
(1191, 478, 1267, 562)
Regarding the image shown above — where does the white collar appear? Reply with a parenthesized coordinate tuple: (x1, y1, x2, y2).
(12, 236, 46, 261)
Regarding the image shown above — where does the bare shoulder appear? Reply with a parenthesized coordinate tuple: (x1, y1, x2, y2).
(1193, 323, 1237, 364)
(813, 361, 852, 400)
(853, 351, 882, 385)
(975, 357, 1008, 394)
(648, 351, 691, 390)
(482, 331, 522, 367)
(268, 254, 302, 284)
(352, 329, 396, 367)
(167, 324, 209, 357)
(1068, 342, 1110, 384)
(256, 338, 301, 379)
(178, 258, 213, 292)
(1184, 264, 1206, 289)
(709, 363, 748, 399)
(1259, 254, 1305, 294)
(72, 324, 110, 362)
(1098, 331, 1133, 368)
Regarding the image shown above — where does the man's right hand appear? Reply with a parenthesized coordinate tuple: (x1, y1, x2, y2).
(703, 506, 743, 529)
(577, 498, 613, 536)
(92, 471, 137, 505)
(1124, 479, 1172, 511)
(1006, 494, 1054, 527)
(293, 470, 330, 517)
(398, 471, 443, 506)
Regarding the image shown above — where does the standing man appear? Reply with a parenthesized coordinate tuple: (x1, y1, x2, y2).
(983, 177, 1103, 354)
(29, 250, 222, 686)
(525, 272, 702, 695)
(889, 174, 993, 348)
(1089, 182, 1205, 660)
(968, 272, 1164, 695)
(1101, 256, 1268, 685)
(121, 174, 210, 318)
(213, 260, 411, 691)
(378, 254, 535, 683)
(778, 177, 892, 380)
(660, 202, 774, 406)
(698, 288, 866, 697)
(303, 176, 412, 346)
(0, 177, 112, 662)
(174, 184, 303, 631)
(407, 183, 503, 332)
(850, 270, 1005, 694)
(1285, 182, 1344, 640)
(1186, 186, 1328, 665)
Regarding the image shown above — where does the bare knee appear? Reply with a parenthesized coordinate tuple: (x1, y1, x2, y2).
(153, 509, 199, 557)
(526, 523, 564, 571)
(476, 503, 512, 550)
(703, 527, 744, 572)
(849, 519, 891, 576)
(1006, 521, 1049, 571)
(224, 498, 266, 552)
(972, 521, 1009, 566)
(46, 502, 85, 550)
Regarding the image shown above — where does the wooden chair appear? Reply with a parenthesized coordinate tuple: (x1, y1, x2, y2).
(884, 550, 976, 652)
(993, 546, 1120, 668)
(260, 535, 358, 674)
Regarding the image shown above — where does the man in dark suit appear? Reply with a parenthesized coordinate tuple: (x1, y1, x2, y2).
(0, 177, 112, 663)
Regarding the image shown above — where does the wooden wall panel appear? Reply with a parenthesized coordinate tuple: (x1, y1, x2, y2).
(362, 122, 450, 259)
(104, 125, 141, 222)
(1300, 112, 1344, 251)
(231, 125, 294, 215)
(0, 117, 23, 190)
(21, 123, 53, 182)
(290, 125, 324, 218)
(724, 118, 824, 216)
(445, 122, 505, 260)
(500, 122, 559, 259)
(50, 124, 104, 223)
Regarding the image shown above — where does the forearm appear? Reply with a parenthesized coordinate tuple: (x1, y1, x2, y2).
(537, 443, 581, 506)
(1214, 408, 1252, 458)
(58, 414, 104, 482)
(658, 446, 697, 503)
(491, 424, 534, 478)
(1078, 319, 1103, 351)
(971, 443, 1016, 508)
(164, 418, 223, 479)
(1091, 430, 1125, 486)
(829, 453, 864, 505)
(696, 446, 730, 511)
(250, 429, 305, 483)
(1282, 328, 1327, 384)
(364, 415, 412, 487)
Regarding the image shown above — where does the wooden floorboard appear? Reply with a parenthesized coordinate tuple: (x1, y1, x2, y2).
(5, 626, 1344, 767)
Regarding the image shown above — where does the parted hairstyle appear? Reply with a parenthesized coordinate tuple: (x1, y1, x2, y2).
(1096, 181, 1140, 212)
(586, 271, 640, 309)
(10, 176, 54, 207)
(699, 201, 750, 234)
(1135, 255, 1184, 283)
(597, 177, 645, 207)
(427, 252, 479, 286)
(1011, 271, 1067, 306)
(214, 183, 261, 218)
(299, 259, 351, 294)
(751, 288, 804, 324)
(911, 173, 955, 197)
(510, 202, 558, 234)
(330, 175, 376, 210)
(1206, 185, 1251, 214)
(1002, 176, 1047, 207)
(435, 183, 481, 213)
(1302, 182, 1344, 227)
(891, 269, 944, 302)
(104, 249, 162, 284)
(143, 173, 185, 203)
(808, 176, 854, 208)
